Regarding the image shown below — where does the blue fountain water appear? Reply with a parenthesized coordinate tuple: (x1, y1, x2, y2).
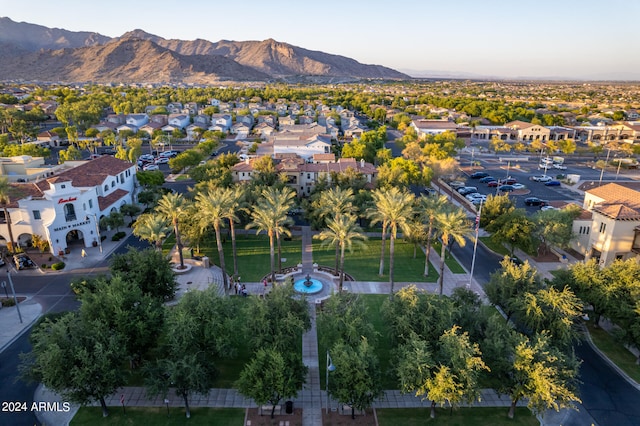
(293, 277, 323, 294)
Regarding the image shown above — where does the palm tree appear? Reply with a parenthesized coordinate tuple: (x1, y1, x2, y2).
(316, 187, 356, 273)
(223, 186, 246, 277)
(315, 214, 367, 292)
(418, 194, 449, 276)
(434, 206, 473, 296)
(132, 213, 171, 251)
(368, 187, 415, 298)
(195, 186, 233, 293)
(0, 177, 16, 253)
(247, 187, 295, 284)
(156, 192, 189, 269)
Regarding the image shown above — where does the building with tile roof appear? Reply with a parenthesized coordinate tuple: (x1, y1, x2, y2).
(576, 183, 640, 266)
(0, 156, 137, 254)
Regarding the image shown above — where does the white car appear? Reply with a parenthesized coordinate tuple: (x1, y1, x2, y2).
(154, 157, 169, 164)
(541, 205, 557, 211)
(139, 154, 154, 162)
(511, 183, 526, 190)
(531, 175, 553, 182)
(553, 163, 567, 170)
(143, 164, 160, 171)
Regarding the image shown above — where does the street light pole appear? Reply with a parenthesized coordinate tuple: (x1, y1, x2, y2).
(468, 199, 483, 289)
(87, 214, 103, 253)
(326, 350, 336, 414)
(6, 271, 23, 323)
(598, 148, 611, 187)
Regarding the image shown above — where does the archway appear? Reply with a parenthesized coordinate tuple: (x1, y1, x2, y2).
(66, 229, 86, 249)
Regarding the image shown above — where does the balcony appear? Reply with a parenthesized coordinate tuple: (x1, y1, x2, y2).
(65, 214, 77, 223)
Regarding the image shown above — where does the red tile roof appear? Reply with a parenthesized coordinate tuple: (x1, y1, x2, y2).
(98, 188, 129, 211)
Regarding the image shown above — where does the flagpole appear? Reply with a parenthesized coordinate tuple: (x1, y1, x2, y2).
(468, 198, 483, 289)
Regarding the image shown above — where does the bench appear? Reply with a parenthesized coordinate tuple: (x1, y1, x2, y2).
(259, 404, 281, 416)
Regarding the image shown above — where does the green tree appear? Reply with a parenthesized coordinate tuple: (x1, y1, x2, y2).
(133, 213, 171, 251)
(169, 149, 204, 173)
(317, 292, 377, 350)
(433, 206, 472, 295)
(418, 194, 448, 276)
(479, 193, 515, 228)
(236, 348, 307, 419)
(315, 214, 367, 292)
(110, 247, 177, 300)
(156, 192, 189, 269)
(101, 211, 124, 233)
(533, 207, 579, 254)
(485, 257, 543, 322)
(328, 338, 384, 419)
(136, 170, 165, 188)
(58, 145, 83, 163)
(487, 209, 535, 255)
(368, 187, 415, 297)
(120, 203, 141, 225)
(22, 313, 126, 417)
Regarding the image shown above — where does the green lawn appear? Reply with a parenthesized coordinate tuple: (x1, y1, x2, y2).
(585, 319, 640, 383)
(312, 238, 438, 283)
(377, 407, 536, 425)
(431, 241, 466, 274)
(164, 233, 303, 282)
(479, 236, 510, 256)
(318, 294, 397, 389)
(71, 407, 243, 425)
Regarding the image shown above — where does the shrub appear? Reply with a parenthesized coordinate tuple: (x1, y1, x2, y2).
(101, 235, 107, 242)
(41, 264, 48, 269)
(51, 262, 65, 270)
(111, 231, 126, 241)
(1, 298, 16, 307)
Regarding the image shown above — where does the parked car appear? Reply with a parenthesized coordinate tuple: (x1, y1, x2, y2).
(465, 193, 485, 201)
(13, 253, 34, 270)
(553, 163, 567, 170)
(139, 154, 154, 162)
(470, 171, 489, 179)
(531, 175, 553, 182)
(502, 177, 517, 185)
(143, 164, 160, 171)
(511, 183, 526, 190)
(154, 157, 169, 164)
(458, 187, 478, 196)
(545, 180, 561, 186)
(479, 176, 497, 183)
(159, 150, 179, 158)
(487, 181, 500, 187)
(524, 197, 548, 206)
(541, 205, 558, 211)
(449, 181, 465, 190)
(498, 185, 515, 192)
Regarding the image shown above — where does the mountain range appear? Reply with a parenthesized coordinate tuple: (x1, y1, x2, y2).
(0, 17, 409, 84)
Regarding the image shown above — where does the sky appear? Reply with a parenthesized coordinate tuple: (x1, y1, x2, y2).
(1, 0, 639, 80)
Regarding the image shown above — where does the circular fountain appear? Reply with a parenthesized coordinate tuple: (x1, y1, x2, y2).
(293, 274, 323, 294)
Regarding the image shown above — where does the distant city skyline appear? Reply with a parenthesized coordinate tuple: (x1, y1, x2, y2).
(1, 0, 639, 81)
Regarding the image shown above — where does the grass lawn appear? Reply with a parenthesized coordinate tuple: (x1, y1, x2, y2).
(164, 233, 302, 282)
(431, 241, 466, 274)
(318, 294, 397, 389)
(312, 238, 438, 283)
(174, 175, 192, 181)
(71, 407, 244, 425)
(479, 236, 510, 256)
(585, 318, 640, 383)
(377, 407, 536, 425)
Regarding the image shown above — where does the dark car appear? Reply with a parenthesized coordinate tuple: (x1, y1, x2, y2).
(498, 185, 515, 192)
(524, 197, 548, 206)
(458, 187, 478, 196)
(502, 177, 517, 185)
(487, 180, 499, 187)
(545, 180, 561, 186)
(479, 176, 496, 183)
(13, 253, 34, 270)
(470, 171, 489, 179)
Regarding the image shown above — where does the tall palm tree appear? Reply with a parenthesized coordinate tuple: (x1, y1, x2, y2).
(368, 187, 415, 298)
(315, 214, 367, 293)
(418, 194, 449, 276)
(195, 186, 233, 293)
(223, 186, 246, 278)
(156, 192, 189, 269)
(316, 187, 356, 274)
(247, 187, 295, 284)
(132, 213, 171, 251)
(434, 206, 473, 296)
(0, 177, 16, 253)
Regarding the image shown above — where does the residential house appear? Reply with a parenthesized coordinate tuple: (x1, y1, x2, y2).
(168, 114, 190, 129)
(210, 114, 233, 132)
(254, 122, 276, 139)
(193, 114, 211, 127)
(36, 131, 61, 147)
(126, 114, 149, 129)
(278, 115, 296, 127)
(231, 122, 251, 137)
(167, 102, 183, 114)
(411, 119, 459, 138)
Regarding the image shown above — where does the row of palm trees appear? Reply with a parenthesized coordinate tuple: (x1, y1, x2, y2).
(133, 184, 473, 298)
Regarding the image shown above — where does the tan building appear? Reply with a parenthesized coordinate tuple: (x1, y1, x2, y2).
(575, 183, 640, 266)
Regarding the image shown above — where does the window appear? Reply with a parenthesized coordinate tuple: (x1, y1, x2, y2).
(104, 185, 109, 191)
(599, 222, 606, 233)
(64, 203, 76, 222)
(111, 181, 115, 188)
(61, 184, 66, 189)
(88, 199, 93, 209)
(33, 210, 41, 220)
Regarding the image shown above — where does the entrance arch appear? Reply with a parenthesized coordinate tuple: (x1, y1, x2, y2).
(66, 229, 86, 249)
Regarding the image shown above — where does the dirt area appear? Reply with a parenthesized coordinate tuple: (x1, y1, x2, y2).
(244, 408, 376, 426)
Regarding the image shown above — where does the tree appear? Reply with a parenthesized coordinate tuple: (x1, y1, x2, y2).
(485, 257, 543, 321)
(418, 194, 448, 276)
(236, 348, 307, 419)
(156, 192, 189, 269)
(557, 139, 577, 155)
(22, 313, 126, 417)
(58, 145, 83, 163)
(315, 214, 367, 292)
(136, 170, 165, 188)
(169, 150, 203, 173)
(317, 292, 377, 350)
(102, 211, 124, 233)
(120, 203, 141, 225)
(313, 187, 357, 272)
(223, 186, 246, 277)
(0, 177, 16, 253)
(367, 187, 414, 297)
(110, 247, 177, 300)
(133, 213, 171, 251)
(490, 137, 512, 153)
(79, 275, 164, 369)
(328, 338, 384, 419)
(533, 207, 579, 254)
(487, 209, 535, 255)
(195, 185, 233, 293)
(433, 206, 472, 295)
(479, 193, 514, 228)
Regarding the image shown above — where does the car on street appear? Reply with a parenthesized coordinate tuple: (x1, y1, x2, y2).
(470, 171, 489, 179)
(553, 163, 567, 170)
(531, 175, 553, 182)
(465, 193, 485, 201)
(458, 186, 478, 196)
(154, 157, 169, 164)
(524, 197, 548, 206)
(159, 150, 179, 158)
(545, 180, 561, 186)
(498, 185, 515, 192)
(541, 205, 558, 211)
(143, 164, 160, 171)
(511, 183, 526, 190)
(479, 176, 497, 183)
(449, 181, 465, 190)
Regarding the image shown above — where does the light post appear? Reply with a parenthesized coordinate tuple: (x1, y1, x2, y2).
(86, 214, 103, 253)
(5, 270, 23, 323)
(598, 148, 611, 187)
(468, 198, 483, 289)
(325, 350, 336, 414)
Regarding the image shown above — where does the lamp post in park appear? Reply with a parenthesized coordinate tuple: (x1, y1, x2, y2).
(325, 350, 336, 414)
